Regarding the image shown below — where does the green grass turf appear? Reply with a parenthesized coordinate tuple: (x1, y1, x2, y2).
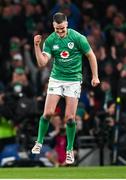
(0, 166, 126, 179)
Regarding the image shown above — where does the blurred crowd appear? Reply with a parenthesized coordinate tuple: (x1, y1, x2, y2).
(0, 0, 126, 167)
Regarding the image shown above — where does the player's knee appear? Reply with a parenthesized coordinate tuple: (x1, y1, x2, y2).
(43, 110, 55, 119)
(65, 114, 75, 121)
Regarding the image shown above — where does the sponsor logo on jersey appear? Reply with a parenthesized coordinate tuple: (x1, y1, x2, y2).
(60, 51, 69, 58)
(53, 45, 59, 50)
(68, 42, 74, 49)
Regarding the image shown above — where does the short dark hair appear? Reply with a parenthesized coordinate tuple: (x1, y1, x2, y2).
(53, 12, 67, 24)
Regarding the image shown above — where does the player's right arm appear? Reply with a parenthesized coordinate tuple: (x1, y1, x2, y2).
(34, 35, 49, 67)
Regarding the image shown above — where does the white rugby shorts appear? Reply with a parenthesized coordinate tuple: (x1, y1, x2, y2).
(47, 78, 81, 98)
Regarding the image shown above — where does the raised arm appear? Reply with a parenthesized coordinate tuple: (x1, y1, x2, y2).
(86, 49, 100, 87)
(34, 35, 49, 67)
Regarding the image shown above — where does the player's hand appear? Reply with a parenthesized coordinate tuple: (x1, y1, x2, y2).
(91, 77, 100, 87)
(34, 35, 42, 46)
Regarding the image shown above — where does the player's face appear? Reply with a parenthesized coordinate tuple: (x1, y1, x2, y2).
(53, 21, 68, 38)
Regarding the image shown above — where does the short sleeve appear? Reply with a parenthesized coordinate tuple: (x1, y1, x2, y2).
(78, 35, 91, 54)
(42, 39, 52, 59)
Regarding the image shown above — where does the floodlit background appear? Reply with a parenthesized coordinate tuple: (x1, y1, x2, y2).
(0, 0, 126, 168)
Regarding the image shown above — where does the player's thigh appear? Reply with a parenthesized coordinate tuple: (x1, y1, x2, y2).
(43, 94, 61, 116)
(65, 96, 79, 121)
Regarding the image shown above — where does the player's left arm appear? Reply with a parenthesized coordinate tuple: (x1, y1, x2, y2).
(77, 33, 100, 87)
(86, 49, 100, 87)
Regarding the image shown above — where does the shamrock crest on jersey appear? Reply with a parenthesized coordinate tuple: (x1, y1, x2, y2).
(60, 51, 69, 58)
(68, 42, 74, 49)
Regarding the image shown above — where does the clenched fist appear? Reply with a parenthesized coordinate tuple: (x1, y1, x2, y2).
(91, 77, 100, 87)
(34, 35, 42, 46)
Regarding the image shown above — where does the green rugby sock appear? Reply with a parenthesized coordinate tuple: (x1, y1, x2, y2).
(37, 116, 49, 144)
(66, 120, 76, 151)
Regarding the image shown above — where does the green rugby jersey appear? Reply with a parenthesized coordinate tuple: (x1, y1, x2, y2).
(43, 28, 91, 81)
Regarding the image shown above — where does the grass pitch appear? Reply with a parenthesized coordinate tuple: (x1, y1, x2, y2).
(0, 166, 126, 179)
